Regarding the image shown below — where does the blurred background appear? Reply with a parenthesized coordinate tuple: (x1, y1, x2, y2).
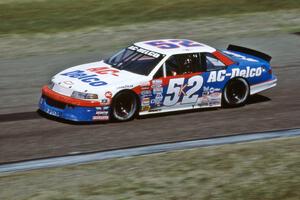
(0, 0, 299, 113)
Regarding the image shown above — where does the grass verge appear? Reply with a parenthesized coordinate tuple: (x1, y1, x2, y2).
(1, 9, 299, 59)
(0, 0, 300, 34)
(1, 136, 300, 200)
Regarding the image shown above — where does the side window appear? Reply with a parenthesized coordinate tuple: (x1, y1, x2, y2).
(153, 65, 164, 79)
(165, 53, 204, 76)
(201, 53, 226, 71)
(165, 55, 180, 76)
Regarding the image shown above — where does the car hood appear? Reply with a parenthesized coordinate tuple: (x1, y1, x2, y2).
(51, 60, 148, 95)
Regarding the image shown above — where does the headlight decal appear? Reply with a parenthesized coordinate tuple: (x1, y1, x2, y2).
(71, 91, 98, 100)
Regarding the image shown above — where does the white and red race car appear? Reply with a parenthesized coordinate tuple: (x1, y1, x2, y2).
(39, 39, 277, 122)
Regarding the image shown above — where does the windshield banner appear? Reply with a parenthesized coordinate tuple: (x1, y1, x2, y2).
(128, 45, 161, 58)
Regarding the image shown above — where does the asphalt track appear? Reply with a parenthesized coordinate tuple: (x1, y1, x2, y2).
(1, 128, 299, 173)
(0, 33, 299, 164)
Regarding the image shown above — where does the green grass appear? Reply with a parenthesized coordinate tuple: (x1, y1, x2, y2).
(1, 136, 300, 200)
(0, 0, 300, 34)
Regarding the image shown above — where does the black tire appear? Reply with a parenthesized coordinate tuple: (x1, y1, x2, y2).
(223, 78, 250, 107)
(111, 91, 138, 121)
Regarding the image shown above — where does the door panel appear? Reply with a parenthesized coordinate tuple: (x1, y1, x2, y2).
(151, 72, 204, 110)
(142, 52, 230, 114)
(149, 71, 226, 112)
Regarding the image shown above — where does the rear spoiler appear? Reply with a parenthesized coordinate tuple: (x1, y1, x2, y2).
(227, 44, 272, 62)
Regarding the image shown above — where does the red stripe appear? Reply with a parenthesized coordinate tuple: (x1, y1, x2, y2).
(132, 86, 142, 94)
(213, 51, 234, 66)
(42, 85, 101, 107)
(160, 72, 203, 86)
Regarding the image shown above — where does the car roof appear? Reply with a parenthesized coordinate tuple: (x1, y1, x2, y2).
(134, 39, 216, 56)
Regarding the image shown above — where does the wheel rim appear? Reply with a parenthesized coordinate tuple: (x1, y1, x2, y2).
(113, 93, 136, 120)
(225, 79, 249, 105)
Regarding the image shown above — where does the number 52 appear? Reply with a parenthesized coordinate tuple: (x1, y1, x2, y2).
(163, 76, 203, 106)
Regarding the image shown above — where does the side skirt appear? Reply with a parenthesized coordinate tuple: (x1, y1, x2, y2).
(139, 104, 221, 116)
(250, 78, 277, 95)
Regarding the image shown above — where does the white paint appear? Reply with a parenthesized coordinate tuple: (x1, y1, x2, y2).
(250, 78, 277, 95)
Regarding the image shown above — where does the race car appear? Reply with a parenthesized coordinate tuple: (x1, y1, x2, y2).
(39, 39, 277, 122)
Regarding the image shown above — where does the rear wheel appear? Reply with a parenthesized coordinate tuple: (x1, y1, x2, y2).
(111, 91, 138, 121)
(223, 78, 249, 107)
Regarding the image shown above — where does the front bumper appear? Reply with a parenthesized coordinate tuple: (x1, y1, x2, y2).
(39, 86, 110, 122)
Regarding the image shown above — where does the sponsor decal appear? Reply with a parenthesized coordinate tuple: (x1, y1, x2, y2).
(141, 81, 151, 87)
(152, 79, 163, 95)
(96, 111, 109, 115)
(93, 115, 109, 120)
(153, 87, 163, 95)
(44, 108, 61, 117)
(197, 96, 209, 106)
(151, 93, 163, 106)
(96, 106, 110, 111)
(88, 67, 119, 76)
(198, 87, 222, 107)
(128, 45, 161, 58)
(208, 92, 222, 106)
(209, 92, 222, 98)
(198, 91, 222, 107)
(142, 86, 151, 91)
(61, 70, 107, 86)
(101, 98, 111, 105)
(152, 79, 162, 86)
(103, 106, 110, 111)
(141, 81, 151, 90)
(207, 67, 263, 82)
(63, 81, 74, 85)
(203, 86, 221, 94)
(117, 85, 133, 89)
(101, 99, 108, 103)
(94, 106, 110, 120)
(141, 90, 152, 97)
(155, 93, 163, 100)
(141, 106, 150, 112)
(105, 91, 113, 99)
(142, 98, 150, 106)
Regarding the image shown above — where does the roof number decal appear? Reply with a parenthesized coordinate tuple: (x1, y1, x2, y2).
(145, 39, 203, 49)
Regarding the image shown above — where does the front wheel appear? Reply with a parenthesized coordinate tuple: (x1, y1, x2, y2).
(223, 78, 250, 107)
(111, 91, 138, 121)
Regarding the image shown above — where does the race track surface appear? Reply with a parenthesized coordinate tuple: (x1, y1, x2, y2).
(0, 33, 299, 164)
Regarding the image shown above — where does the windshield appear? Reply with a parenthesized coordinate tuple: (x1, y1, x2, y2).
(104, 45, 164, 76)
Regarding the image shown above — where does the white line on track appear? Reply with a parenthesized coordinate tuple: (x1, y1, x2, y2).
(1, 128, 300, 174)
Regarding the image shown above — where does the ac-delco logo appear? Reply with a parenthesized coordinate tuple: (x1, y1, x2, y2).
(208, 67, 263, 82)
(88, 67, 119, 76)
(61, 70, 107, 86)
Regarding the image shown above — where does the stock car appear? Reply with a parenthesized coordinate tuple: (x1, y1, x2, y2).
(39, 39, 277, 122)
